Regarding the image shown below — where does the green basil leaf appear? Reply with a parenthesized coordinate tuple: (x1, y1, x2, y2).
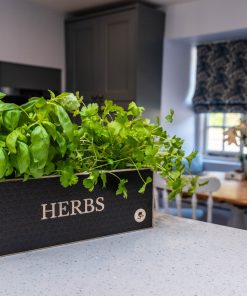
(35, 97, 47, 109)
(29, 164, 44, 178)
(0, 148, 7, 178)
(16, 141, 30, 174)
(2, 109, 21, 131)
(0, 140, 5, 148)
(56, 132, 67, 157)
(52, 104, 74, 141)
(0, 101, 19, 112)
(5, 162, 13, 177)
(21, 99, 39, 111)
(30, 125, 50, 170)
(6, 129, 20, 153)
(44, 162, 55, 175)
(42, 121, 57, 140)
(47, 145, 57, 162)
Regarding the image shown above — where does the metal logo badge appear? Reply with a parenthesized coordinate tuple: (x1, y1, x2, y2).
(134, 208, 146, 223)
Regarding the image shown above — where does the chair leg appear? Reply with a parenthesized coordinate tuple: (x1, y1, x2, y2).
(207, 193, 213, 223)
(161, 189, 170, 214)
(153, 187, 159, 212)
(176, 194, 182, 217)
(191, 193, 197, 220)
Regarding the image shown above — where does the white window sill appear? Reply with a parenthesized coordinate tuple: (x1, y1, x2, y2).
(203, 156, 240, 172)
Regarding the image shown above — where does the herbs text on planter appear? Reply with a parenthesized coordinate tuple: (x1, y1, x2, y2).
(41, 197, 104, 220)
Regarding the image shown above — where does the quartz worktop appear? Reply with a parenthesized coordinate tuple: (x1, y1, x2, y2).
(0, 215, 247, 296)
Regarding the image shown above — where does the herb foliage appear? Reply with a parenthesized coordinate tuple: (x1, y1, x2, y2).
(0, 91, 197, 198)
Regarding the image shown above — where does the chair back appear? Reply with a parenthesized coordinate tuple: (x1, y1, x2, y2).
(153, 173, 221, 223)
(196, 176, 221, 193)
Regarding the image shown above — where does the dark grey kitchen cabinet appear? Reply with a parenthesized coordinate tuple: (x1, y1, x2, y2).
(99, 10, 136, 102)
(66, 18, 100, 100)
(65, 3, 164, 120)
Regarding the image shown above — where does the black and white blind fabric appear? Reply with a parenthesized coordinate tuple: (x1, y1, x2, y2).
(193, 39, 247, 113)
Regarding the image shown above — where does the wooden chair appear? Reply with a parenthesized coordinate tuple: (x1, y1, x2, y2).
(153, 173, 221, 222)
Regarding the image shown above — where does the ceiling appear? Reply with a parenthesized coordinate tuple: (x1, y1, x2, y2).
(29, 0, 197, 13)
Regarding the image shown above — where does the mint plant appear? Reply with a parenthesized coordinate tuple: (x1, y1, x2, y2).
(0, 91, 197, 198)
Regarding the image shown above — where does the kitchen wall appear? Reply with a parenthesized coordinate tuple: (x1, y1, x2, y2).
(160, 40, 196, 154)
(0, 0, 65, 89)
(165, 0, 247, 40)
(161, 0, 247, 155)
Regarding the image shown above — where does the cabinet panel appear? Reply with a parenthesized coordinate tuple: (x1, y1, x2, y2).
(75, 26, 95, 92)
(65, 4, 164, 122)
(107, 21, 128, 90)
(100, 11, 136, 101)
(66, 20, 100, 98)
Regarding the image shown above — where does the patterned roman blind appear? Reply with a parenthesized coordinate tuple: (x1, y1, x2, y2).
(193, 40, 247, 113)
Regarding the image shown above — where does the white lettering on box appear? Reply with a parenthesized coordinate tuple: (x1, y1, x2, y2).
(58, 201, 70, 218)
(70, 200, 83, 215)
(96, 197, 104, 212)
(41, 203, 57, 220)
(41, 197, 105, 220)
(83, 199, 95, 213)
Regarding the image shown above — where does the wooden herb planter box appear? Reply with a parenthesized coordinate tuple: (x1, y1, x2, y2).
(0, 169, 153, 256)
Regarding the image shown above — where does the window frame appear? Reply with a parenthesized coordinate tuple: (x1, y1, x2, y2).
(202, 113, 242, 158)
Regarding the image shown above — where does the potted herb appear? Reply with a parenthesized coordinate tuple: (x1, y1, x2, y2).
(0, 91, 196, 255)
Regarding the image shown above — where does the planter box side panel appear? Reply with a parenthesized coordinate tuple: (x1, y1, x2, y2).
(0, 170, 153, 256)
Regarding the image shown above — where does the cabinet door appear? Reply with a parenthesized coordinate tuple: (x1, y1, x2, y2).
(99, 10, 136, 101)
(66, 19, 100, 99)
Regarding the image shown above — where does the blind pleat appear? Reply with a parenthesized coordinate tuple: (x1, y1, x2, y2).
(193, 40, 247, 113)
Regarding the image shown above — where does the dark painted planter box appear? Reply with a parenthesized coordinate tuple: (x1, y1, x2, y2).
(0, 169, 153, 256)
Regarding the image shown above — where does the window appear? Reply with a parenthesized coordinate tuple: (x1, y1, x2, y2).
(203, 113, 241, 156)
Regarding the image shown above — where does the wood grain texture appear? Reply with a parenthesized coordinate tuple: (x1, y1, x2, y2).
(195, 171, 247, 207)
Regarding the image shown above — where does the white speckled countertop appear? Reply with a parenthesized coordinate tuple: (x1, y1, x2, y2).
(1, 214, 247, 296)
